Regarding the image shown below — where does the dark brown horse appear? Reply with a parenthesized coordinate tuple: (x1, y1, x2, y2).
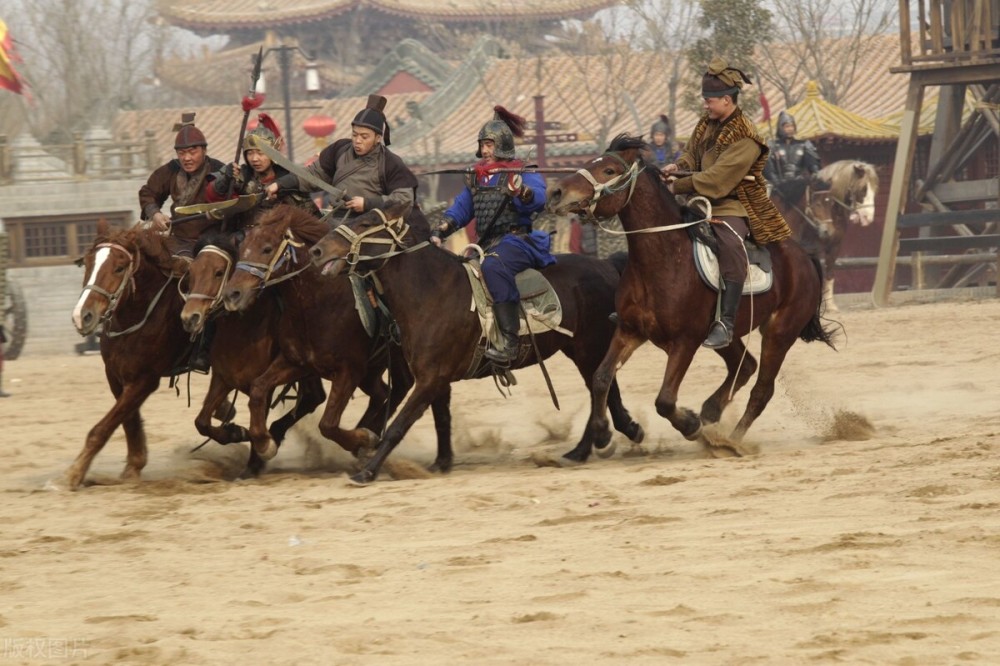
(69, 221, 191, 489)
(180, 234, 327, 476)
(220, 205, 416, 464)
(309, 201, 644, 484)
(546, 135, 836, 455)
(771, 160, 879, 311)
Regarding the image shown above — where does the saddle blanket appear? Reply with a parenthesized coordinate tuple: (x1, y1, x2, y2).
(693, 239, 773, 295)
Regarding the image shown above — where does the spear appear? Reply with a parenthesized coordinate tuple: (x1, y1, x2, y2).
(233, 47, 265, 173)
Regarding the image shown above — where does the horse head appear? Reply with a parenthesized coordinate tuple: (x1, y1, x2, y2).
(223, 204, 326, 312)
(816, 160, 879, 228)
(310, 201, 415, 277)
(547, 134, 647, 220)
(71, 220, 184, 336)
(180, 233, 237, 334)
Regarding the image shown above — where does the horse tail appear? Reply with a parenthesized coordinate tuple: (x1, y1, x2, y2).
(798, 254, 839, 350)
(607, 251, 628, 276)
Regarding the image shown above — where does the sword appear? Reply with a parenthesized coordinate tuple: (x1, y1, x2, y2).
(173, 194, 261, 222)
(248, 135, 348, 203)
(415, 166, 581, 177)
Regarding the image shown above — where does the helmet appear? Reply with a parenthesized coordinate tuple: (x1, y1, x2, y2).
(477, 105, 525, 161)
(650, 114, 671, 137)
(173, 112, 207, 149)
(776, 111, 797, 139)
(243, 113, 281, 153)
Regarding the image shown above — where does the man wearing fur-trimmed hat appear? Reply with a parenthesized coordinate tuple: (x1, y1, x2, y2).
(138, 112, 225, 241)
(661, 57, 790, 350)
(265, 94, 417, 217)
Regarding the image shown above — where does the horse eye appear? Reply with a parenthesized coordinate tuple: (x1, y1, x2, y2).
(214, 269, 224, 278)
(603, 168, 616, 176)
(114, 265, 126, 274)
(263, 245, 273, 255)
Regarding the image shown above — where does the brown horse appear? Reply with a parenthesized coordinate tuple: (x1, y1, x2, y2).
(69, 221, 191, 489)
(179, 234, 327, 476)
(546, 135, 836, 455)
(309, 201, 644, 484)
(771, 160, 879, 311)
(220, 205, 416, 464)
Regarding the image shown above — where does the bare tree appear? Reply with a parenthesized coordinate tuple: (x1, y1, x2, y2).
(758, 0, 895, 106)
(9, 0, 177, 141)
(625, 0, 704, 127)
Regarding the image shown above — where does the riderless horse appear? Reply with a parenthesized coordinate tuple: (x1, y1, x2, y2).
(309, 201, 645, 483)
(546, 135, 836, 456)
(69, 221, 191, 489)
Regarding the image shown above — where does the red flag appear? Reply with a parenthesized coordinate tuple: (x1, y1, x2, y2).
(0, 19, 27, 96)
(759, 90, 771, 123)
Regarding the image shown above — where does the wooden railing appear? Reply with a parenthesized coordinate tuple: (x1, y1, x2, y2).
(899, 0, 1000, 69)
(0, 131, 159, 184)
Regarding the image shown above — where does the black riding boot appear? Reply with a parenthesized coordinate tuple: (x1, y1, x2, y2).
(484, 301, 522, 363)
(703, 280, 743, 349)
(191, 319, 216, 373)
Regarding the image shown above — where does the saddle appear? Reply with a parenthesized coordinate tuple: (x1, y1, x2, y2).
(684, 209, 773, 296)
(462, 260, 571, 352)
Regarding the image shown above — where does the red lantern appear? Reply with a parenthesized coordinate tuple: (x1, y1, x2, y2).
(303, 114, 337, 138)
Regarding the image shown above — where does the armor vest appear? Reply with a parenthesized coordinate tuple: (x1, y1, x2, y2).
(472, 184, 518, 247)
(772, 141, 810, 180)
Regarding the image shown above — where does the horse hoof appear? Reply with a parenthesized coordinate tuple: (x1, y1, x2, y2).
(683, 423, 703, 442)
(595, 441, 618, 459)
(557, 454, 586, 468)
(625, 423, 645, 444)
(531, 452, 570, 468)
(254, 438, 278, 461)
(428, 458, 453, 474)
(347, 469, 377, 486)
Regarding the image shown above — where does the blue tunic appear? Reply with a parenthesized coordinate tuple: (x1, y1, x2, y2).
(444, 170, 555, 303)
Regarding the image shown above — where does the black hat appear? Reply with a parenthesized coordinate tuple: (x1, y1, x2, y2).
(352, 94, 391, 145)
(701, 57, 752, 99)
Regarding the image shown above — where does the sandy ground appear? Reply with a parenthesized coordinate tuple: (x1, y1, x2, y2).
(1, 297, 999, 665)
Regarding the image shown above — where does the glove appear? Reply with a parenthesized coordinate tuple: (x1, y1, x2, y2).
(505, 173, 524, 197)
(517, 185, 534, 204)
(212, 162, 243, 195)
(430, 217, 456, 244)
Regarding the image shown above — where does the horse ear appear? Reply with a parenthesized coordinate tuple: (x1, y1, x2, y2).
(853, 163, 866, 177)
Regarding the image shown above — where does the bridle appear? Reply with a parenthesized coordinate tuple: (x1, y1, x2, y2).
(79, 240, 175, 337)
(178, 245, 233, 312)
(572, 151, 712, 235)
(572, 152, 643, 217)
(330, 209, 430, 276)
(234, 227, 311, 288)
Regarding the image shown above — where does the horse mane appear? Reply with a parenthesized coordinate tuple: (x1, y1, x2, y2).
(817, 160, 878, 197)
(607, 133, 648, 153)
(256, 204, 330, 244)
(194, 232, 238, 258)
(94, 225, 181, 274)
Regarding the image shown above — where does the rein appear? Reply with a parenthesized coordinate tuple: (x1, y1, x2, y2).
(332, 208, 430, 276)
(235, 227, 312, 288)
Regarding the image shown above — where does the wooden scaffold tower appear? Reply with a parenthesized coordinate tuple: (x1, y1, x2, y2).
(873, 0, 1000, 304)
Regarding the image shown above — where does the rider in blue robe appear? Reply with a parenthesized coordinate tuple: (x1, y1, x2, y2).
(432, 105, 553, 363)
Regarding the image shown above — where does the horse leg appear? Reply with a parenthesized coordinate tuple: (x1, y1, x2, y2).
(350, 380, 446, 485)
(246, 357, 305, 462)
(563, 330, 644, 463)
(428, 384, 453, 473)
(653, 342, 703, 441)
(822, 235, 843, 313)
(66, 376, 158, 490)
(195, 373, 249, 446)
(268, 375, 326, 445)
(700, 339, 759, 425)
(316, 366, 380, 456)
(730, 332, 796, 442)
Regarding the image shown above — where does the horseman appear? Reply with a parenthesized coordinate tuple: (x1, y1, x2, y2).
(644, 114, 681, 168)
(265, 94, 417, 217)
(763, 111, 821, 195)
(661, 57, 790, 349)
(138, 113, 226, 253)
(429, 105, 552, 363)
(204, 112, 317, 224)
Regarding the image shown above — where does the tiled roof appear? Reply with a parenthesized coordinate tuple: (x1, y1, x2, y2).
(112, 92, 432, 166)
(116, 33, 960, 170)
(155, 42, 360, 104)
(158, 0, 616, 30)
(343, 39, 456, 97)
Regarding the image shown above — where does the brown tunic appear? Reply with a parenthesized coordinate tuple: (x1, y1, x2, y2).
(138, 156, 225, 242)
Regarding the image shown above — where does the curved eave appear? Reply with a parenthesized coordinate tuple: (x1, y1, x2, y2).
(370, 1, 616, 22)
(159, 3, 354, 32)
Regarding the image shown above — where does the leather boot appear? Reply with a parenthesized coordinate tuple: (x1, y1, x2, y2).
(190, 319, 216, 374)
(484, 301, 521, 363)
(703, 280, 743, 349)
